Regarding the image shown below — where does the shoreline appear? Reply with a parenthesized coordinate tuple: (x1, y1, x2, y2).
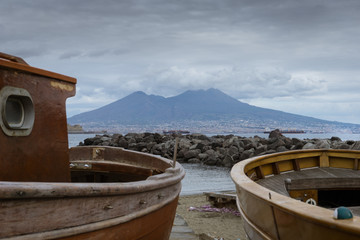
(177, 194, 245, 239)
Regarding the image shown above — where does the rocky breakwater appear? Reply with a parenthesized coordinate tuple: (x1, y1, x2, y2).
(79, 130, 360, 168)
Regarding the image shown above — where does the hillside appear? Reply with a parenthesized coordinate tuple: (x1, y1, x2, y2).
(67, 88, 360, 133)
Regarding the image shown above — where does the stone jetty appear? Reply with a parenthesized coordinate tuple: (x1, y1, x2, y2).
(79, 129, 360, 168)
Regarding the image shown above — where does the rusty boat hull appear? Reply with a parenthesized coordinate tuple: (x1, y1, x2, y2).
(0, 53, 185, 239)
(231, 149, 360, 240)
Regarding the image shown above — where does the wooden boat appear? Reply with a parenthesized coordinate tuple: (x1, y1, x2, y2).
(231, 149, 360, 240)
(0, 52, 185, 239)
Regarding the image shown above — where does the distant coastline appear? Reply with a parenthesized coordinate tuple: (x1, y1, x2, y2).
(68, 131, 107, 134)
(67, 124, 107, 134)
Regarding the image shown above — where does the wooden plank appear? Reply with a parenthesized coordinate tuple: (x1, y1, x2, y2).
(203, 191, 237, 200)
(204, 191, 237, 208)
(319, 152, 330, 167)
(287, 178, 360, 190)
(292, 159, 300, 171)
(0, 184, 180, 238)
(288, 189, 318, 203)
(257, 168, 360, 196)
(0, 58, 77, 83)
(272, 162, 280, 175)
(354, 159, 359, 170)
(255, 166, 265, 179)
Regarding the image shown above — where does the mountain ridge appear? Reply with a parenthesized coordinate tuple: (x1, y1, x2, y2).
(67, 88, 360, 133)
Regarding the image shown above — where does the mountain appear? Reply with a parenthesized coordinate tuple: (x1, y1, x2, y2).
(67, 88, 360, 133)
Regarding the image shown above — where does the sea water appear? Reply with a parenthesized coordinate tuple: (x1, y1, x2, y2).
(68, 133, 360, 195)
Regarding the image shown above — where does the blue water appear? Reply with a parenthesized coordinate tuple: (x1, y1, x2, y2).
(68, 133, 360, 195)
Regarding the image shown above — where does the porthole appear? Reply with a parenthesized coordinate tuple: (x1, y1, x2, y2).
(0, 86, 35, 136)
(5, 97, 25, 128)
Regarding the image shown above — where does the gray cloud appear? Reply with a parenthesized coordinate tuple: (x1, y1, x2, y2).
(1, 0, 360, 123)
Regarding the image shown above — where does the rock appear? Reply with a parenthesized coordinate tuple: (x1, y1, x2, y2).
(227, 146, 239, 156)
(205, 149, 217, 159)
(333, 142, 351, 149)
(191, 134, 210, 141)
(315, 139, 331, 149)
(198, 153, 208, 160)
(204, 155, 218, 165)
(264, 149, 277, 155)
(291, 138, 302, 145)
(128, 137, 136, 144)
(240, 149, 255, 160)
(83, 137, 95, 145)
(210, 139, 223, 148)
(283, 138, 293, 149)
(223, 136, 239, 148)
(118, 138, 128, 148)
(188, 158, 201, 163)
(189, 143, 206, 151)
(223, 155, 234, 167)
(291, 142, 304, 150)
(179, 138, 192, 149)
(268, 139, 285, 150)
(183, 149, 201, 160)
(331, 136, 342, 142)
(351, 141, 360, 150)
(255, 145, 267, 155)
(177, 149, 186, 158)
(146, 142, 156, 151)
(302, 142, 315, 149)
(269, 129, 283, 138)
(276, 146, 288, 152)
(76, 132, 357, 168)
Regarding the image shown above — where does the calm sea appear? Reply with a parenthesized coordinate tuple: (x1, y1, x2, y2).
(68, 133, 360, 195)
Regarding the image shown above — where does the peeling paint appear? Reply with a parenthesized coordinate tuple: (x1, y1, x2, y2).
(50, 81, 74, 91)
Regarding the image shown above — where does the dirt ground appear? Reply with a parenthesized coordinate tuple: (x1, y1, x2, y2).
(177, 194, 247, 240)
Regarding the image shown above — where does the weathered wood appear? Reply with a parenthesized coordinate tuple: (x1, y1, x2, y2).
(255, 166, 265, 179)
(288, 189, 318, 204)
(203, 191, 238, 210)
(286, 178, 360, 190)
(0, 183, 181, 238)
(272, 162, 280, 175)
(231, 149, 360, 240)
(292, 159, 300, 171)
(257, 167, 360, 196)
(354, 158, 359, 170)
(70, 160, 154, 178)
(319, 152, 329, 167)
(0, 57, 75, 182)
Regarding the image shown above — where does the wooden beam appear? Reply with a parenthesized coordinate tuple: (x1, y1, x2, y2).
(286, 178, 360, 190)
(354, 158, 359, 170)
(319, 152, 329, 168)
(272, 162, 280, 175)
(292, 159, 300, 171)
(255, 166, 265, 179)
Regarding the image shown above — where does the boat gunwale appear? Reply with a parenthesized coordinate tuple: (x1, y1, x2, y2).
(0, 59, 77, 84)
(0, 146, 185, 199)
(231, 149, 360, 236)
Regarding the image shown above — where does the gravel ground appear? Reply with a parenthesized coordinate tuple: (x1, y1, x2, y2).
(177, 194, 246, 240)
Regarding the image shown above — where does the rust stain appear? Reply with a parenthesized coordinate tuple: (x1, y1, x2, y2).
(51, 81, 74, 91)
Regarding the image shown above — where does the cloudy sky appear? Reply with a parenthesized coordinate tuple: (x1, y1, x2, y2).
(1, 0, 360, 124)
